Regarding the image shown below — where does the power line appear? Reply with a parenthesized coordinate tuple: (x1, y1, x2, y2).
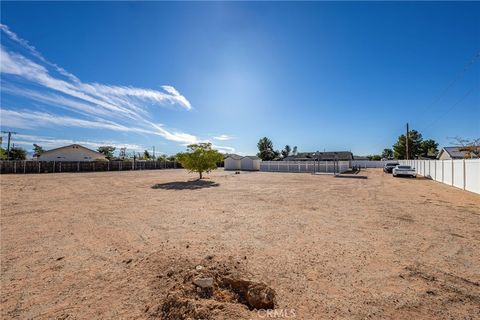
(423, 86, 477, 130)
(418, 50, 480, 116)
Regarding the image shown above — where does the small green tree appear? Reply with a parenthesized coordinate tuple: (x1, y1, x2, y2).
(393, 130, 423, 159)
(0, 147, 7, 160)
(381, 148, 393, 159)
(97, 146, 116, 160)
(257, 137, 277, 161)
(176, 143, 223, 179)
(281, 145, 291, 158)
(143, 150, 152, 160)
(9, 147, 27, 160)
(33, 144, 45, 155)
(420, 139, 439, 158)
(367, 154, 382, 161)
(292, 146, 298, 156)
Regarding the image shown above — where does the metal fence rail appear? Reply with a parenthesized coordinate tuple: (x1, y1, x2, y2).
(0, 160, 181, 174)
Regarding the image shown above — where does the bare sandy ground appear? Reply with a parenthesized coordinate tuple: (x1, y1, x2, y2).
(1, 169, 479, 319)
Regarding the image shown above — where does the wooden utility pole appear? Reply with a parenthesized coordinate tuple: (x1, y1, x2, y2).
(406, 123, 409, 160)
(1, 131, 17, 160)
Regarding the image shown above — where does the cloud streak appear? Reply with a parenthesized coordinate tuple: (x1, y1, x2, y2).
(213, 134, 233, 141)
(0, 25, 235, 153)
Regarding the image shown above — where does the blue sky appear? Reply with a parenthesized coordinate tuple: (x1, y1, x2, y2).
(1, 2, 479, 156)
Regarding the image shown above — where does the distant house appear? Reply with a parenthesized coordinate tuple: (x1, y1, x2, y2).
(37, 144, 107, 161)
(224, 154, 243, 170)
(283, 151, 353, 161)
(437, 146, 478, 160)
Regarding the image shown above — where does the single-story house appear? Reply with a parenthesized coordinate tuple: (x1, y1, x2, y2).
(37, 144, 107, 162)
(224, 154, 243, 170)
(282, 151, 353, 161)
(437, 146, 478, 160)
(240, 156, 261, 171)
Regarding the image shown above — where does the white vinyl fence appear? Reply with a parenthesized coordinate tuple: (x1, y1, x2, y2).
(400, 159, 480, 194)
(350, 160, 386, 168)
(260, 161, 350, 174)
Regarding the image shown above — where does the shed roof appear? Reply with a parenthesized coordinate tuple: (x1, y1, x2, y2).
(226, 154, 243, 160)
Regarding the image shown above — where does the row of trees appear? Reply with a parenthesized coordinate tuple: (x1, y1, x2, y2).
(257, 137, 298, 161)
(378, 131, 479, 160)
(95, 146, 172, 161)
(256, 131, 479, 161)
(367, 130, 439, 160)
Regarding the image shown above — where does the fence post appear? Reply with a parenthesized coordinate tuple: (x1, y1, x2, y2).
(53, 161, 55, 173)
(14, 161, 17, 174)
(108, 161, 110, 171)
(24, 160, 26, 174)
(463, 159, 466, 190)
(60, 162, 62, 172)
(77, 162, 80, 172)
(442, 160, 444, 183)
(451, 160, 454, 186)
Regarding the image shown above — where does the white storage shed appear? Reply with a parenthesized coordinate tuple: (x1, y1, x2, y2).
(224, 154, 243, 170)
(240, 156, 261, 171)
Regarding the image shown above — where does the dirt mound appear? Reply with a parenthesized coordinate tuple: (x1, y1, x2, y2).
(145, 254, 276, 319)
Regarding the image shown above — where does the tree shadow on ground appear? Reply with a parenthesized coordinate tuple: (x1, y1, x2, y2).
(152, 180, 220, 190)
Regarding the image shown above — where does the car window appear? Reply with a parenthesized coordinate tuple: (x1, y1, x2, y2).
(398, 166, 411, 169)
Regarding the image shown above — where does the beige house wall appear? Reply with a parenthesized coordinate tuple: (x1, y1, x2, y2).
(38, 145, 107, 161)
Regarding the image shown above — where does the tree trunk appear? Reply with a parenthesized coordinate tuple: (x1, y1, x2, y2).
(199, 171, 203, 179)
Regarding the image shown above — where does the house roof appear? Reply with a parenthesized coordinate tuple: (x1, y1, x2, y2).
(40, 144, 105, 157)
(438, 146, 477, 159)
(244, 156, 260, 160)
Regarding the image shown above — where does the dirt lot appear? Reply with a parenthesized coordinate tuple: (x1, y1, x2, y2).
(1, 169, 479, 319)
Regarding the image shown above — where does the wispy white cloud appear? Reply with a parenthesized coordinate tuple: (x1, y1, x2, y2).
(0, 23, 79, 82)
(0, 108, 201, 145)
(212, 144, 236, 153)
(213, 134, 233, 141)
(0, 25, 235, 153)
